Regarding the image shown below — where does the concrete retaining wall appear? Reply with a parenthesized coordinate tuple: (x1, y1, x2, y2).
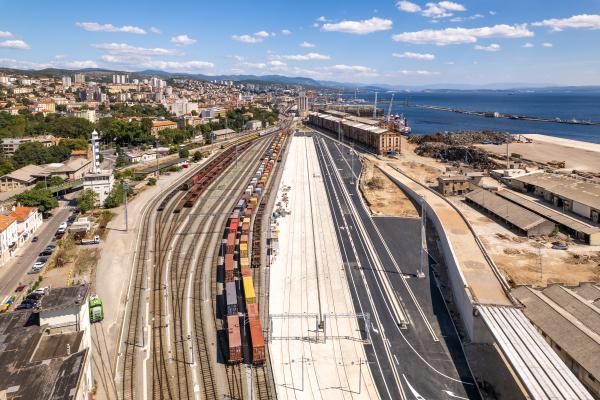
(383, 171, 493, 343)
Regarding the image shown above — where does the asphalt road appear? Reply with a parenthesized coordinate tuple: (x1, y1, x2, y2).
(0, 204, 72, 299)
(312, 132, 480, 400)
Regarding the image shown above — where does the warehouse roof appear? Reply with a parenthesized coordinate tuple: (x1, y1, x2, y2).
(511, 173, 600, 211)
(1, 164, 49, 183)
(41, 284, 88, 311)
(466, 189, 553, 231)
(513, 286, 600, 383)
(571, 283, 600, 304)
(496, 190, 600, 237)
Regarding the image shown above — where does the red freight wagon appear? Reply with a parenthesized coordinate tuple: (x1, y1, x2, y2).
(240, 267, 252, 277)
(229, 217, 239, 233)
(224, 254, 235, 283)
(244, 208, 253, 218)
(246, 303, 259, 319)
(226, 232, 236, 254)
(249, 318, 265, 364)
(241, 224, 250, 235)
(227, 315, 243, 363)
(240, 234, 249, 245)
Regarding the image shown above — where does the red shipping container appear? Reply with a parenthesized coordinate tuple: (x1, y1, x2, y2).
(246, 303, 259, 320)
(229, 217, 239, 233)
(249, 318, 265, 364)
(226, 232, 236, 254)
(227, 315, 243, 363)
(240, 267, 252, 277)
(224, 254, 235, 283)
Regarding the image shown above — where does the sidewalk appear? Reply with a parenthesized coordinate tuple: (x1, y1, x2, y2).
(0, 202, 71, 300)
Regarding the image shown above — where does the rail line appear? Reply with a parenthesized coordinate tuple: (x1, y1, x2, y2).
(120, 134, 274, 400)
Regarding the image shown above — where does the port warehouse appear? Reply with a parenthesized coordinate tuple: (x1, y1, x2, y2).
(496, 190, 600, 245)
(509, 172, 600, 223)
(220, 130, 287, 364)
(307, 110, 402, 155)
(513, 284, 600, 398)
(466, 188, 557, 236)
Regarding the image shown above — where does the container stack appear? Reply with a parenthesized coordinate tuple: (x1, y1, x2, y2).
(223, 129, 288, 365)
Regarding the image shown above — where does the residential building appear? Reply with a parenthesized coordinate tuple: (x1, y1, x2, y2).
(211, 128, 236, 140)
(73, 73, 85, 84)
(170, 100, 198, 117)
(8, 206, 42, 245)
(298, 91, 309, 117)
(0, 215, 17, 266)
(244, 119, 262, 131)
(67, 108, 96, 122)
(150, 120, 177, 136)
(62, 76, 72, 88)
(1, 135, 59, 155)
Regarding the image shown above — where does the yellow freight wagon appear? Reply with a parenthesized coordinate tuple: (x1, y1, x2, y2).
(243, 276, 256, 304)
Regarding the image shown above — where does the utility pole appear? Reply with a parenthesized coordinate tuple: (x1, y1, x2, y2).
(506, 141, 510, 170)
(418, 195, 426, 278)
(155, 140, 160, 179)
(123, 180, 129, 232)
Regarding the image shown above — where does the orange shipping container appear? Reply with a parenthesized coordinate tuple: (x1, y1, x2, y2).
(249, 318, 265, 364)
(227, 315, 243, 363)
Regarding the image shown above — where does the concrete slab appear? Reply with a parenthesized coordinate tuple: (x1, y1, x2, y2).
(269, 136, 378, 400)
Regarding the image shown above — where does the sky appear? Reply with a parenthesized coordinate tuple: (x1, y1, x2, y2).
(1, 0, 600, 86)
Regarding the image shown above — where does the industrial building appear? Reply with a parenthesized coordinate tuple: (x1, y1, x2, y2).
(437, 175, 471, 196)
(513, 284, 600, 398)
(308, 110, 401, 155)
(496, 190, 600, 245)
(466, 188, 556, 236)
(510, 173, 600, 224)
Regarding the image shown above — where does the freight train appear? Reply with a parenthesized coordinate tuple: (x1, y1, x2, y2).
(222, 129, 288, 365)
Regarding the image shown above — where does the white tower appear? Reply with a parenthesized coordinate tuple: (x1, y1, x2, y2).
(90, 130, 101, 173)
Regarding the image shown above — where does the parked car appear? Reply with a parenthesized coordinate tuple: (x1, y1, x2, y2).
(16, 302, 35, 310)
(552, 241, 569, 250)
(33, 287, 49, 295)
(26, 292, 44, 301)
(32, 236, 38, 243)
(58, 222, 68, 231)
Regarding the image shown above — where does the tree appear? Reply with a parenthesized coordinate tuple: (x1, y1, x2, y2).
(141, 118, 153, 135)
(147, 177, 157, 186)
(178, 148, 189, 158)
(192, 151, 203, 162)
(104, 182, 133, 208)
(15, 188, 58, 212)
(77, 189, 99, 213)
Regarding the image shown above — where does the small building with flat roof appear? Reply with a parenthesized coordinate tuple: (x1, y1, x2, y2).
(466, 188, 556, 236)
(437, 175, 471, 196)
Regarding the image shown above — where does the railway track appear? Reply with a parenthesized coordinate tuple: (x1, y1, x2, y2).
(120, 134, 277, 400)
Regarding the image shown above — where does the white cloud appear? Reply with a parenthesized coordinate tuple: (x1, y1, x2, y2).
(328, 64, 378, 76)
(421, 1, 466, 19)
(254, 31, 270, 38)
(542, 42, 553, 48)
(474, 43, 501, 51)
(232, 34, 260, 43)
(317, 16, 327, 22)
(300, 41, 315, 48)
(532, 14, 600, 31)
(522, 42, 534, 48)
(101, 54, 214, 71)
(393, 51, 435, 60)
(321, 17, 392, 35)
(396, 1, 421, 12)
(282, 52, 330, 61)
(149, 26, 161, 34)
(0, 58, 51, 69)
(392, 24, 533, 45)
(170, 34, 196, 46)
(0, 40, 29, 49)
(0, 31, 12, 38)
(450, 13, 483, 22)
(269, 60, 287, 67)
(61, 60, 98, 68)
(76, 22, 146, 34)
(281, 29, 292, 35)
(397, 69, 439, 75)
(232, 55, 245, 61)
(489, 11, 496, 16)
(92, 43, 181, 56)
(241, 61, 267, 69)
(232, 31, 271, 44)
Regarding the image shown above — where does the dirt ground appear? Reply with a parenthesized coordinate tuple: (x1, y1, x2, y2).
(454, 199, 600, 287)
(359, 158, 419, 217)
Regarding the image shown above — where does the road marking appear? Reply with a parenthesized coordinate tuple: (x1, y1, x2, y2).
(393, 355, 400, 366)
(402, 374, 426, 400)
(443, 390, 469, 399)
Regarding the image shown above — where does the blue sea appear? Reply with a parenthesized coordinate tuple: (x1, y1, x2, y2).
(347, 92, 600, 144)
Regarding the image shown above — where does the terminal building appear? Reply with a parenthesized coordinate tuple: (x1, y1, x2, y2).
(308, 110, 402, 155)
